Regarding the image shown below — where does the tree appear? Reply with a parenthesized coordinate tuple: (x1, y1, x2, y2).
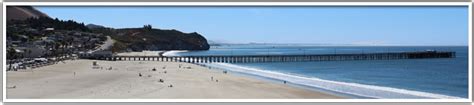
(143, 24, 152, 31)
(7, 47, 17, 60)
(7, 48, 18, 71)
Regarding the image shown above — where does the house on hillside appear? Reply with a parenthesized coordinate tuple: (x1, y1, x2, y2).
(14, 45, 48, 58)
(45, 28, 54, 31)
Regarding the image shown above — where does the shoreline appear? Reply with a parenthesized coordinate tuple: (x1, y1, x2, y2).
(6, 59, 344, 99)
(202, 65, 359, 98)
(201, 65, 362, 98)
(201, 62, 465, 99)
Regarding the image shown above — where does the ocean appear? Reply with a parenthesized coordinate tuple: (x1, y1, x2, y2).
(163, 45, 469, 99)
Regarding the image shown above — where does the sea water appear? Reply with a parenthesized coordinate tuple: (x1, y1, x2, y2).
(164, 45, 468, 99)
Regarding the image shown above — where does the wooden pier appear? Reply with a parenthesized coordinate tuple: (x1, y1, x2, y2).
(80, 51, 455, 63)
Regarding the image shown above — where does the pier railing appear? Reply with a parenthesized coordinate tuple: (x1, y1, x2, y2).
(80, 51, 455, 63)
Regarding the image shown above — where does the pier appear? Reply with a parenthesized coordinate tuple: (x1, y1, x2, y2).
(80, 51, 455, 63)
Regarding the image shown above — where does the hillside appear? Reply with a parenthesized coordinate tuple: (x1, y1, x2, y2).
(7, 6, 50, 21)
(7, 6, 210, 54)
(91, 25, 210, 52)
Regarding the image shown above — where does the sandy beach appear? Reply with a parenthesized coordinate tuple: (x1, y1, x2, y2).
(6, 59, 343, 99)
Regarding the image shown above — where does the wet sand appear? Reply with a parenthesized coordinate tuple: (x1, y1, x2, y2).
(6, 59, 343, 99)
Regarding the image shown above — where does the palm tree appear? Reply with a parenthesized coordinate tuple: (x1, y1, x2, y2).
(7, 48, 18, 71)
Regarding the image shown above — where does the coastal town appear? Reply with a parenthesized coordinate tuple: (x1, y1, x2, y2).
(6, 17, 109, 71)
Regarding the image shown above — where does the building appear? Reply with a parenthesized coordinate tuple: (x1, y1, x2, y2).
(15, 45, 48, 58)
(79, 50, 113, 59)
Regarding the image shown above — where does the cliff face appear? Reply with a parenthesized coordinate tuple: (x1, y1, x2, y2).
(7, 6, 50, 21)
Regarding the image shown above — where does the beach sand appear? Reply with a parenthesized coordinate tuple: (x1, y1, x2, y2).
(6, 60, 343, 99)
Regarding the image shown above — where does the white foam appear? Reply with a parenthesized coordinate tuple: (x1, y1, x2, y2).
(162, 50, 189, 56)
(203, 63, 463, 99)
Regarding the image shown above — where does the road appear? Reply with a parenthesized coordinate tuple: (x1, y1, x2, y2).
(92, 36, 115, 52)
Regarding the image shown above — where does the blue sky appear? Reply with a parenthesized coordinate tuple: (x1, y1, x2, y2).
(36, 6, 469, 46)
